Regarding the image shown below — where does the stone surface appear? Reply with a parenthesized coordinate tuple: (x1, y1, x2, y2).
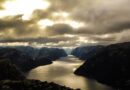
(0, 79, 80, 90)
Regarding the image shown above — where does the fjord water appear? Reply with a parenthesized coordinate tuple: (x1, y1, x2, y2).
(26, 55, 114, 90)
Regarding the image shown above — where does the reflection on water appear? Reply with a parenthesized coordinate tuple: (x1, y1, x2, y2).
(26, 56, 115, 90)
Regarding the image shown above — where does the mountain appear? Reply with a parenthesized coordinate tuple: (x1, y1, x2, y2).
(0, 60, 25, 80)
(0, 46, 67, 71)
(0, 47, 35, 71)
(71, 45, 104, 60)
(74, 42, 130, 89)
(14, 46, 68, 60)
(36, 47, 68, 60)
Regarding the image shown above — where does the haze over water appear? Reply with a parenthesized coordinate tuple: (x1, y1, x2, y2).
(26, 55, 114, 90)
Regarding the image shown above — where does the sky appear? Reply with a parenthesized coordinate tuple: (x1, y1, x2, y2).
(0, 0, 130, 47)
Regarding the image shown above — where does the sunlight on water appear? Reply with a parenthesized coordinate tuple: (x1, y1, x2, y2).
(26, 56, 114, 90)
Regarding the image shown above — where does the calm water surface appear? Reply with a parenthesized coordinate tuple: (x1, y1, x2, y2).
(26, 56, 115, 90)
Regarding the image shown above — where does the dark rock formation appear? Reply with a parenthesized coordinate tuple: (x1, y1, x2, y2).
(0, 47, 52, 71)
(0, 46, 68, 72)
(14, 46, 68, 60)
(0, 47, 35, 71)
(74, 42, 130, 89)
(0, 80, 80, 90)
(34, 57, 52, 67)
(49, 48, 68, 60)
(0, 60, 25, 80)
(37, 47, 68, 60)
(14, 46, 37, 59)
(71, 45, 104, 60)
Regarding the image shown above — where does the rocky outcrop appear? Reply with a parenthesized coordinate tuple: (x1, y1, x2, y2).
(0, 80, 80, 90)
(0, 60, 25, 80)
(0, 47, 35, 71)
(74, 42, 130, 89)
(71, 45, 104, 60)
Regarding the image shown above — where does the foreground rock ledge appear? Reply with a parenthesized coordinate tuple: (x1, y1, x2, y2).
(0, 79, 80, 90)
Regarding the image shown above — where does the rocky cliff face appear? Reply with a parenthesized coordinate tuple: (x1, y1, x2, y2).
(0, 48, 35, 71)
(71, 45, 104, 60)
(14, 46, 68, 60)
(0, 60, 25, 80)
(0, 47, 68, 72)
(74, 42, 130, 89)
(0, 80, 80, 90)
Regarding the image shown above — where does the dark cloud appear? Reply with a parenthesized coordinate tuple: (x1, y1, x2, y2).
(71, 0, 130, 35)
(47, 0, 79, 11)
(30, 0, 80, 21)
(0, 35, 79, 47)
(75, 26, 96, 34)
(0, 15, 40, 38)
(88, 35, 117, 42)
(0, 36, 76, 43)
(0, 15, 29, 29)
(75, 21, 130, 35)
(0, 15, 74, 39)
(45, 24, 74, 35)
(31, 9, 50, 20)
(106, 21, 130, 33)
